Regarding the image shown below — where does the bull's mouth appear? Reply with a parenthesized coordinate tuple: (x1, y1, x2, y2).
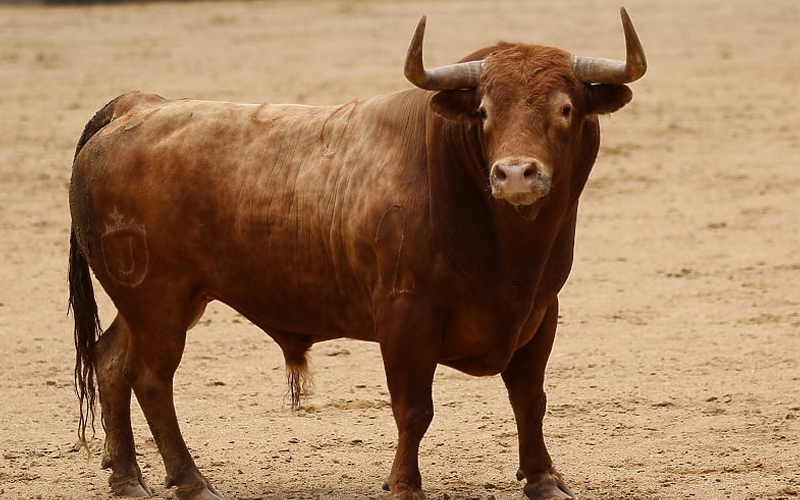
(490, 178, 551, 207)
(493, 190, 545, 207)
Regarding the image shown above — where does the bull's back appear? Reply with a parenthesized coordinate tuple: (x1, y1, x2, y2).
(71, 91, 426, 339)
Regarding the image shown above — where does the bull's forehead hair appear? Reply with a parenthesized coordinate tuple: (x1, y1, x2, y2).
(480, 44, 577, 106)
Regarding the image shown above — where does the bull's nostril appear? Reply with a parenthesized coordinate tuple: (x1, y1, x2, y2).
(495, 168, 508, 182)
(523, 166, 536, 181)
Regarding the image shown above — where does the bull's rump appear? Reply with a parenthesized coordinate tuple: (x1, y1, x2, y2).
(70, 92, 422, 339)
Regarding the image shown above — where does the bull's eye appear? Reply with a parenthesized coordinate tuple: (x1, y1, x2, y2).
(561, 105, 572, 118)
(478, 106, 488, 120)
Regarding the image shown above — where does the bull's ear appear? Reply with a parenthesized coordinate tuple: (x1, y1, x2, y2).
(430, 90, 480, 121)
(586, 84, 633, 115)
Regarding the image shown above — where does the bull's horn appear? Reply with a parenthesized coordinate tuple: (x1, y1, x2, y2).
(571, 7, 647, 85)
(404, 15, 484, 91)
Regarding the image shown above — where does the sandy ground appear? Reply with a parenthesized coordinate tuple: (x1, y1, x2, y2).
(1, 0, 799, 499)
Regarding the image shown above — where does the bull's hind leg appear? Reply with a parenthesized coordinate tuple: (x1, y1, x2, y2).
(501, 300, 576, 500)
(120, 298, 223, 500)
(96, 315, 152, 497)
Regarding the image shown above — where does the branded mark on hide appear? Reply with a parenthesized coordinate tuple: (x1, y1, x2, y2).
(101, 208, 148, 287)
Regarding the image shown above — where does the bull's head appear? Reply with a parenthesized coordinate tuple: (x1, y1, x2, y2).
(405, 8, 646, 213)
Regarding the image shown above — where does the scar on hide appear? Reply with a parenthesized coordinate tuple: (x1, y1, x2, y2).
(375, 202, 415, 298)
(119, 108, 160, 133)
(100, 209, 148, 287)
(317, 100, 358, 159)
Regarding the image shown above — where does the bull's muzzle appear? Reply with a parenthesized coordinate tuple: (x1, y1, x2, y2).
(490, 157, 551, 206)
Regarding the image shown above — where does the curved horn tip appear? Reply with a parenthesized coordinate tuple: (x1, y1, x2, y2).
(404, 15, 427, 86)
(619, 7, 638, 46)
(620, 6, 647, 80)
(407, 15, 427, 59)
(411, 15, 427, 47)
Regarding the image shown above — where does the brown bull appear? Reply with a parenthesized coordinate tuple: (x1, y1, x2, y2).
(68, 8, 646, 500)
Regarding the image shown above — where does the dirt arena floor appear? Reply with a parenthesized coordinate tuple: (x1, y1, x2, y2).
(1, 0, 798, 499)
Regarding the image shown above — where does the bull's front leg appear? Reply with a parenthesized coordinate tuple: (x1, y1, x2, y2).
(378, 296, 439, 500)
(501, 299, 576, 500)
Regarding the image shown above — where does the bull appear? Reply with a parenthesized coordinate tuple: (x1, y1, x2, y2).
(68, 8, 646, 500)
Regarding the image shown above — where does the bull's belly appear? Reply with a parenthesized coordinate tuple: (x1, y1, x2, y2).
(215, 282, 377, 343)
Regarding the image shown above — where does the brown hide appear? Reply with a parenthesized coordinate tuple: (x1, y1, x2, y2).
(69, 34, 638, 500)
(71, 74, 604, 372)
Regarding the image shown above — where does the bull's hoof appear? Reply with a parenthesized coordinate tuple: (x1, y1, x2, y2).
(519, 470, 576, 500)
(381, 481, 427, 500)
(111, 481, 153, 498)
(517, 469, 578, 500)
(110, 477, 153, 497)
(169, 484, 225, 500)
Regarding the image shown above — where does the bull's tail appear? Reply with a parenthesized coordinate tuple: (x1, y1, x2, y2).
(68, 229, 102, 451)
(68, 96, 120, 450)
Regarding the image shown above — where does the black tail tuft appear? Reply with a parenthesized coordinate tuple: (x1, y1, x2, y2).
(286, 361, 312, 411)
